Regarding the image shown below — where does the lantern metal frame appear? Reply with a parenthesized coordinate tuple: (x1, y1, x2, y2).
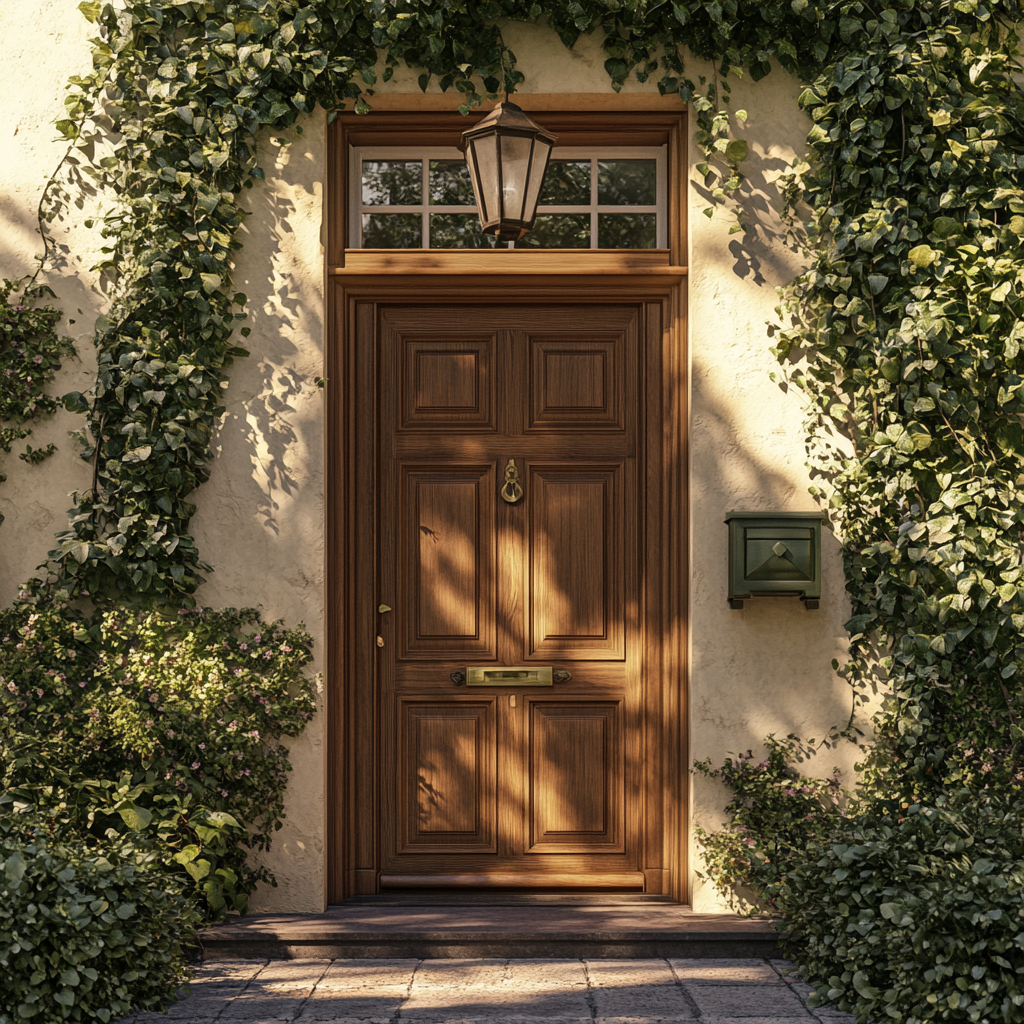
(461, 100, 557, 243)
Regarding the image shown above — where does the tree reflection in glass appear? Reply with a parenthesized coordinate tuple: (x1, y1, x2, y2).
(598, 213, 657, 249)
(430, 214, 500, 248)
(539, 161, 590, 206)
(598, 161, 657, 205)
(362, 161, 422, 206)
(362, 213, 422, 248)
(517, 214, 590, 248)
(429, 161, 475, 206)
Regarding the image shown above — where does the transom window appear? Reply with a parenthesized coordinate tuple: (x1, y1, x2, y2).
(350, 146, 667, 249)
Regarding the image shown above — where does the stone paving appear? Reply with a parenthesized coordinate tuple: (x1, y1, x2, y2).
(124, 958, 855, 1024)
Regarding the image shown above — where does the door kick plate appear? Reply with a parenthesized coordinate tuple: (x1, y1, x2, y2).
(464, 666, 553, 687)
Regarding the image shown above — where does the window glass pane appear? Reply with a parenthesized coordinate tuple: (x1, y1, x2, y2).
(429, 160, 475, 206)
(362, 161, 421, 206)
(430, 213, 499, 248)
(598, 213, 657, 248)
(597, 160, 657, 205)
(362, 213, 422, 248)
(517, 214, 590, 248)
(539, 161, 590, 206)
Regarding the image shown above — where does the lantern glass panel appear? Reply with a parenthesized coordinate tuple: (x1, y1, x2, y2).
(522, 139, 552, 226)
(468, 135, 500, 224)
(498, 135, 535, 223)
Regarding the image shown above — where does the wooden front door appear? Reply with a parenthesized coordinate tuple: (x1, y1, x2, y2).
(374, 302, 650, 889)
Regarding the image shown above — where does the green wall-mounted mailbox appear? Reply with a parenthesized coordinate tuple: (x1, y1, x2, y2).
(725, 511, 823, 610)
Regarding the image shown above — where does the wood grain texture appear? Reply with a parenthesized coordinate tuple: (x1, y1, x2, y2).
(398, 699, 497, 853)
(527, 701, 624, 853)
(327, 278, 686, 901)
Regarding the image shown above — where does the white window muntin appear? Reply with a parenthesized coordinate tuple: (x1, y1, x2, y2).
(349, 145, 668, 249)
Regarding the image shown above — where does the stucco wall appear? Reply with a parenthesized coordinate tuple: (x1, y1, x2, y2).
(1, 8, 870, 913)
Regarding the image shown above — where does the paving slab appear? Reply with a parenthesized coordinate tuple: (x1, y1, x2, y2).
(116, 956, 857, 1024)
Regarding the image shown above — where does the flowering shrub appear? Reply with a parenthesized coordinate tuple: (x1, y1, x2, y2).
(0, 803, 202, 1024)
(694, 735, 845, 912)
(0, 280, 75, 505)
(0, 603, 317, 918)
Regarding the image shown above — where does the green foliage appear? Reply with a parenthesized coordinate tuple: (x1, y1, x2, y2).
(772, 1, 1024, 804)
(778, 792, 1024, 1023)
(693, 736, 845, 910)
(0, 808, 201, 1024)
(0, 602, 317, 918)
(0, 281, 76, 514)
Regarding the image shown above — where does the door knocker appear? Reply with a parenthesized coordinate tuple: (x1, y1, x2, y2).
(500, 459, 524, 504)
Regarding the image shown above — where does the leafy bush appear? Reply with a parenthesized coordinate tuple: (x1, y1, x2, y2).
(780, 793, 1024, 1024)
(0, 805, 201, 1024)
(694, 735, 845, 910)
(0, 602, 317, 918)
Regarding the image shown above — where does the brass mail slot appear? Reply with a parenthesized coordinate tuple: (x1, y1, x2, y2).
(464, 666, 553, 687)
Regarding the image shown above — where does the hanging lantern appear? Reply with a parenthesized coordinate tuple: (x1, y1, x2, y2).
(461, 101, 557, 244)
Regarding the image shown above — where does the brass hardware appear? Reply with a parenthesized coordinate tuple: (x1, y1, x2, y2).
(500, 459, 524, 504)
(509, 695, 516, 708)
(464, 666, 553, 687)
(450, 670, 466, 685)
(376, 635, 384, 648)
(378, 603, 392, 614)
(553, 670, 573, 683)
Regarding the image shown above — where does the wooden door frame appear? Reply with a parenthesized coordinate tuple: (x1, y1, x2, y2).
(325, 109, 689, 904)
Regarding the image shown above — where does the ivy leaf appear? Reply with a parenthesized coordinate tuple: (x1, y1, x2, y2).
(117, 802, 152, 830)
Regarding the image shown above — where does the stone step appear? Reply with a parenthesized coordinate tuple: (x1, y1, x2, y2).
(200, 900, 781, 960)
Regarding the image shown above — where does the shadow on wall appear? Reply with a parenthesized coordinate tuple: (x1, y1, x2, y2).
(209, 147, 321, 540)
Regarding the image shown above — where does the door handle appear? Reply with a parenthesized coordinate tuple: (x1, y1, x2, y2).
(500, 459, 524, 504)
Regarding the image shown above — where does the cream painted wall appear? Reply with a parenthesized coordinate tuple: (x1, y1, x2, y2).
(1, 8, 869, 913)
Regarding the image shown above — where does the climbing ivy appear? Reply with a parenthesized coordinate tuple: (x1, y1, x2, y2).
(0, 281, 76, 524)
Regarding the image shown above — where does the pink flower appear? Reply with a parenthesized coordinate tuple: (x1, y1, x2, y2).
(78, 681, 87, 687)
(280, 644, 292, 653)
(148, 693, 158, 702)
(263, 651, 272, 659)
(144, 719, 153, 727)
(233, 667, 242, 676)
(784, 787, 797, 796)
(199, 742, 206, 749)
(220, 789, 228, 797)
(744, 838, 756, 847)
(757, 761, 769, 770)
(240, 642, 248, 650)
(191, 761, 200, 769)
(254, 635, 262, 643)
(804, 814, 816, 822)
(6, 682, 17, 694)
(33, 354, 43, 364)
(36, 689, 44, 698)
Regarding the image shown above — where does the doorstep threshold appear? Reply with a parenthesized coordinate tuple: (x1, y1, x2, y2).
(200, 901, 780, 960)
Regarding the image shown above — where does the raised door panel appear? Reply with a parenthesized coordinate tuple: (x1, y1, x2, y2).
(398, 700, 497, 853)
(399, 465, 496, 659)
(400, 337, 495, 431)
(527, 337, 624, 431)
(526, 464, 625, 659)
(527, 701, 624, 853)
